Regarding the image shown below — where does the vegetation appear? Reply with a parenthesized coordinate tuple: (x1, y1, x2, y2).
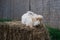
(46, 24, 60, 40)
(0, 18, 12, 22)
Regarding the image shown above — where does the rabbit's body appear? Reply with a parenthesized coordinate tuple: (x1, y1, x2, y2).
(21, 11, 43, 27)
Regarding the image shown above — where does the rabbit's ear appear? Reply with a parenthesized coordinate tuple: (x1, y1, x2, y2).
(36, 17, 43, 21)
(36, 15, 43, 21)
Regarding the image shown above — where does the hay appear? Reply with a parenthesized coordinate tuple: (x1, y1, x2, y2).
(0, 21, 50, 40)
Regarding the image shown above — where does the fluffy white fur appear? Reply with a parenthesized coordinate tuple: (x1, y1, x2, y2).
(21, 11, 43, 27)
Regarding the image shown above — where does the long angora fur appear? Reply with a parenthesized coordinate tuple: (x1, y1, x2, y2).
(21, 11, 43, 27)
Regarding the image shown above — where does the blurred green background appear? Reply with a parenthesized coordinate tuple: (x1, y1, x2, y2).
(46, 24, 60, 40)
(0, 18, 12, 22)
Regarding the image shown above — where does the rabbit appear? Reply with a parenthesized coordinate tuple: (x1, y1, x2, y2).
(21, 11, 43, 28)
(33, 15, 43, 26)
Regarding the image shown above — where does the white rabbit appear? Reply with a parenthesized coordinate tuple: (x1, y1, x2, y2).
(21, 11, 43, 28)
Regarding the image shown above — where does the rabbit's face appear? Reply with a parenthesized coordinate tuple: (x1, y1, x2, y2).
(36, 15, 43, 21)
